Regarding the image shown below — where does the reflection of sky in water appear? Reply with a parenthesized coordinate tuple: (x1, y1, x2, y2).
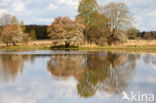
(0, 51, 155, 103)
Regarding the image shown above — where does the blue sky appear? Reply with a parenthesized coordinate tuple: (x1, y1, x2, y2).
(0, 0, 156, 31)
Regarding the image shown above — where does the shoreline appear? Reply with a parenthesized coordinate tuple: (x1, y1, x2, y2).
(1, 44, 156, 52)
(1, 40, 156, 52)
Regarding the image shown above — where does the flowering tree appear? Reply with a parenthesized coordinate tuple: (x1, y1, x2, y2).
(1, 24, 23, 46)
(48, 17, 85, 47)
(0, 15, 30, 46)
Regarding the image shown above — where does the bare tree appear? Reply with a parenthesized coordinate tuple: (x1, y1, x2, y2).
(0, 14, 29, 46)
(11, 16, 20, 25)
(100, 2, 132, 37)
(0, 13, 13, 26)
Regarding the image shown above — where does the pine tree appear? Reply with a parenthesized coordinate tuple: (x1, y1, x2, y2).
(30, 29, 36, 40)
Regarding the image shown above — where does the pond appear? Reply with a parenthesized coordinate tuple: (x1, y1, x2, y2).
(0, 50, 155, 103)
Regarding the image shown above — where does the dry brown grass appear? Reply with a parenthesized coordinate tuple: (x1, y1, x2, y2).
(122, 40, 156, 46)
(80, 43, 98, 48)
(1, 39, 156, 50)
(26, 40, 52, 46)
(0, 40, 52, 47)
(80, 40, 156, 48)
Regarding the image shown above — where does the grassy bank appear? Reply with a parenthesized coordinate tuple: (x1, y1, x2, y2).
(0, 40, 52, 51)
(1, 45, 156, 52)
(1, 40, 156, 52)
(50, 45, 156, 52)
(0, 45, 51, 51)
(79, 45, 156, 52)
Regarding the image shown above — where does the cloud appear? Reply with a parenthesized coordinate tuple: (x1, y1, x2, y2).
(0, 0, 25, 12)
(148, 10, 156, 16)
(47, 4, 58, 10)
(57, 0, 78, 6)
(0, 9, 9, 16)
(11, 0, 25, 12)
(36, 18, 54, 24)
(0, 0, 156, 31)
(0, 0, 12, 7)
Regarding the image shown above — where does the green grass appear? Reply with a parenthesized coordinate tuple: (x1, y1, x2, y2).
(0, 45, 50, 51)
(78, 45, 156, 52)
(50, 45, 156, 52)
(1, 44, 156, 52)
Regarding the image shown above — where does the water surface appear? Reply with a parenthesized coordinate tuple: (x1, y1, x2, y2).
(0, 50, 155, 103)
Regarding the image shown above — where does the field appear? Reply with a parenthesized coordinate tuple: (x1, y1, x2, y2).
(1, 40, 156, 51)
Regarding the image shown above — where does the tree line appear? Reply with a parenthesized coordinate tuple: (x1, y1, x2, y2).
(24, 25, 49, 39)
(0, 14, 30, 46)
(0, 14, 49, 46)
(0, 0, 143, 47)
(48, 0, 139, 47)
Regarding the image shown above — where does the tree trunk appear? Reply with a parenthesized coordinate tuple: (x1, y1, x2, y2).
(6, 43, 8, 47)
(13, 42, 16, 46)
(111, 26, 117, 37)
(65, 42, 70, 48)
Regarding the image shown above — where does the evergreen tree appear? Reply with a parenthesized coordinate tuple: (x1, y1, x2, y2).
(30, 29, 36, 40)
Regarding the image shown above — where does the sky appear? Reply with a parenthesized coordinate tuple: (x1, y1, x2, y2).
(0, 0, 156, 31)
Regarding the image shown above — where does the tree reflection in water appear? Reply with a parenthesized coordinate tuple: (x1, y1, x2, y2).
(143, 54, 156, 65)
(0, 55, 29, 83)
(48, 52, 140, 98)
